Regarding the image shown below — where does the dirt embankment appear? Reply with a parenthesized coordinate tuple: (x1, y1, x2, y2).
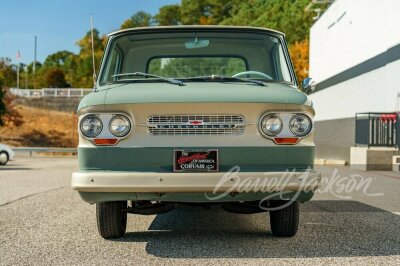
(0, 105, 78, 147)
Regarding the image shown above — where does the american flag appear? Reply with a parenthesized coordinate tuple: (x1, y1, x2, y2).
(16, 51, 21, 60)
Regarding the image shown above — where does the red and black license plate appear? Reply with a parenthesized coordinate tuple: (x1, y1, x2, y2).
(174, 150, 219, 172)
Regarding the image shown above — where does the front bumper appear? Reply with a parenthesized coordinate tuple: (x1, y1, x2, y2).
(71, 170, 321, 193)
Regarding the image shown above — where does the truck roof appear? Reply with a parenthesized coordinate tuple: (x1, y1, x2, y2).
(108, 25, 285, 37)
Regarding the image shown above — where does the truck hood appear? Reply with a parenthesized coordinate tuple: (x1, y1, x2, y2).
(78, 82, 312, 111)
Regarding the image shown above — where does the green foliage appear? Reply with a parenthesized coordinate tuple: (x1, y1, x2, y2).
(0, 58, 17, 88)
(180, 0, 235, 25)
(43, 51, 75, 68)
(45, 68, 69, 88)
(120, 11, 153, 29)
(71, 29, 106, 88)
(0, 84, 5, 126)
(155, 5, 181, 25)
(27, 61, 42, 75)
(222, 0, 314, 44)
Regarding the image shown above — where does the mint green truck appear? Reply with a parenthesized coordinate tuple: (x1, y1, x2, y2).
(71, 26, 320, 239)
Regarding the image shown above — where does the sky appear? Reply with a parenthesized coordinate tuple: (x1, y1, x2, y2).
(0, 0, 179, 65)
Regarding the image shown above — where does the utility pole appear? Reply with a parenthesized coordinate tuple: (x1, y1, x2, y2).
(33, 35, 37, 89)
(24, 65, 28, 89)
(16, 51, 21, 88)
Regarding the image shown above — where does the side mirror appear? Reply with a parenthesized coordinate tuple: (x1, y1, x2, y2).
(301, 77, 316, 94)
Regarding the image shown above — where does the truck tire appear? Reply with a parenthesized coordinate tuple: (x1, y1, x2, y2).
(269, 201, 299, 237)
(96, 201, 127, 239)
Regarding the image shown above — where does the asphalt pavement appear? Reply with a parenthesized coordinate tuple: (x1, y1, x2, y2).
(0, 157, 399, 265)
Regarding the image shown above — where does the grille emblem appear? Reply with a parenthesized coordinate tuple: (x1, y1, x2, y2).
(189, 120, 203, 125)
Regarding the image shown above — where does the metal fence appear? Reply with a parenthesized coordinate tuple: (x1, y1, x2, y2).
(355, 112, 398, 147)
(9, 88, 92, 98)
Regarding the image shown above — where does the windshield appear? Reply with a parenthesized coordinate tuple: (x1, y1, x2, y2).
(148, 57, 247, 77)
(99, 30, 293, 85)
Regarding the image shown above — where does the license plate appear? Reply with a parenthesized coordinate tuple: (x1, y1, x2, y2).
(174, 150, 219, 172)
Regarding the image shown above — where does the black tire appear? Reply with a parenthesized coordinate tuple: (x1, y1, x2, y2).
(96, 201, 127, 239)
(0, 152, 9, 166)
(269, 201, 299, 237)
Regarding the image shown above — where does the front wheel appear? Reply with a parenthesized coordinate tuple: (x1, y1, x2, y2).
(96, 201, 127, 239)
(0, 152, 9, 165)
(269, 201, 299, 237)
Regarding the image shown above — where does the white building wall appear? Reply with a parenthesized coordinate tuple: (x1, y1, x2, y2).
(311, 61, 399, 121)
(309, 0, 400, 121)
(310, 0, 400, 83)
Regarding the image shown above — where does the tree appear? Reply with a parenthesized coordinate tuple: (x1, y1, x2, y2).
(180, 0, 235, 25)
(0, 89, 23, 127)
(45, 68, 69, 88)
(0, 58, 16, 88)
(155, 5, 181, 25)
(27, 61, 42, 73)
(120, 11, 153, 29)
(220, 0, 315, 81)
(43, 51, 75, 68)
(76, 29, 104, 58)
(63, 54, 79, 87)
(289, 39, 309, 82)
(222, 0, 314, 45)
(0, 84, 5, 126)
(73, 29, 106, 87)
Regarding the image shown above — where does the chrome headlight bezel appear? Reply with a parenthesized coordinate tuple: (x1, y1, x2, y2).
(289, 114, 312, 137)
(259, 113, 283, 137)
(108, 114, 132, 137)
(80, 115, 103, 138)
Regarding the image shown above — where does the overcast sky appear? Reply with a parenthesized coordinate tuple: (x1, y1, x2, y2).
(0, 0, 178, 64)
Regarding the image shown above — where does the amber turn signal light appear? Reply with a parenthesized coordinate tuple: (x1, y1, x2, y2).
(93, 138, 119, 146)
(273, 137, 299, 144)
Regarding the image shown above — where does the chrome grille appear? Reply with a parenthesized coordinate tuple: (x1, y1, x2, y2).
(147, 115, 246, 135)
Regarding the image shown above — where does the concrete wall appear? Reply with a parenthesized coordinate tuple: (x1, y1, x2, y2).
(14, 97, 80, 113)
(314, 118, 355, 162)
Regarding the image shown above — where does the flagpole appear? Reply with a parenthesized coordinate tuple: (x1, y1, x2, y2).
(17, 64, 19, 88)
(16, 51, 20, 88)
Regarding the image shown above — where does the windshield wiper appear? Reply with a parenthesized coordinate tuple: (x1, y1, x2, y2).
(112, 72, 185, 86)
(187, 75, 265, 86)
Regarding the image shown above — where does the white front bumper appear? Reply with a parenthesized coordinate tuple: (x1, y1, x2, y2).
(71, 170, 321, 193)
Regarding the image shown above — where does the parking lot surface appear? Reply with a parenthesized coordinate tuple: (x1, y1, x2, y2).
(0, 157, 399, 265)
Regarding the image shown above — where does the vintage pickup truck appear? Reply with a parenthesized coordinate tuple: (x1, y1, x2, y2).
(71, 26, 320, 239)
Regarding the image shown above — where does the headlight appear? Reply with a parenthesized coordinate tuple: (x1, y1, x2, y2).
(109, 115, 131, 137)
(80, 115, 103, 137)
(260, 114, 283, 136)
(289, 114, 312, 136)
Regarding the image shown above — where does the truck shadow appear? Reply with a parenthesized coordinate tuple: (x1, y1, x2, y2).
(117, 200, 400, 258)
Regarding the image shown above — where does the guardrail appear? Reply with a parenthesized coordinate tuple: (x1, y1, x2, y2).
(9, 88, 92, 98)
(355, 112, 398, 147)
(12, 147, 77, 157)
